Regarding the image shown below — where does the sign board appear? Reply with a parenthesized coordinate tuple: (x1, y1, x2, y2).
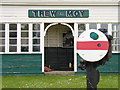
(28, 10, 89, 18)
(77, 29, 109, 62)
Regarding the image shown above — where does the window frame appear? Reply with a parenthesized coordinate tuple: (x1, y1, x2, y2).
(77, 23, 120, 53)
(112, 23, 120, 53)
(0, 23, 5, 52)
(0, 23, 120, 54)
(89, 23, 97, 29)
(32, 23, 41, 52)
(9, 23, 17, 52)
(0, 23, 42, 54)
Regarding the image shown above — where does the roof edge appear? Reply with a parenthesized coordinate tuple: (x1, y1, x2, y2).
(0, 2, 119, 6)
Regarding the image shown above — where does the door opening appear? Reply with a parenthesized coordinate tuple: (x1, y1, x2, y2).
(44, 23, 74, 71)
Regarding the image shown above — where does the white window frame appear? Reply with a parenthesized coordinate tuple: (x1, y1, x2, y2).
(17, 23, 21, 53)
(0, 23, 5, 53)
(0, 23, 120, 54)
(0, 23, 42, 54)
(112, 23, 120, 53)
(29, 23, 33, 53)
(5, 23, 9, 53)
(77, 23, 120, 53)
(32, 23, 41, 53)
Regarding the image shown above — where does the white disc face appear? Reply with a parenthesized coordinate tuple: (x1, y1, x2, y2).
(77, 29, 109, 62)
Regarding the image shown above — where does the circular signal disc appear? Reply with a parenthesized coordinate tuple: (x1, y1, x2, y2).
(77, 29, 109, 62)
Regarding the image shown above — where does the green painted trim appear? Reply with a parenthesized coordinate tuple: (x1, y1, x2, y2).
(75, 72, 119, 75)
(2, 73, 44, 76)
(75, 72, 86, 75)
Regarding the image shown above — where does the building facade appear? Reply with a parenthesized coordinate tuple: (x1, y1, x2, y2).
(0, 0, 120, 75)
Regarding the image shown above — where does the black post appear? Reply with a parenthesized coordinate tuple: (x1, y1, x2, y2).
(78, 28, 113, 90)
(86, 62, 100, 90)
(78, 59, 100, 90)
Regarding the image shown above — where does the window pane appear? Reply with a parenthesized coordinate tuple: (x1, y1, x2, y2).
(118, 31, 120, 39)
(112, 24, 118, 30)
(101, 24, 108, 29)
(21, 24, 29, 30)
(9, 32, 17, 37)
(33, 39, 40, 44)
(112, 23, 120, 52)
(118, 24, 120, 30)
(118, 45, 120, 51)
(78, 24, 85, 30)
(112, 32, 116, 38)
(9, 46, 17, 52)
(9, 39, 17, 44)
(33, 32, 40, 37)
(21, 46, 29, 52)
(0, 39, 5, 45)
(21, 24, 29, 52)
(0, 24, 5, 52)
(0, 24, 5, 30)
(78, 24, 86, 36)
(21, 32, 29, 37)
(21, 39, 28, 44)
(114, 39, 117, 44)
(89, 24, 97, 29)
(9, 24, 17, 30)
(0, 46, 5, 52)
(0, 32, 5, 37)
(33, 46, 40, 52)
(33, 24, 40, 30)
(32, 23, 40, 52)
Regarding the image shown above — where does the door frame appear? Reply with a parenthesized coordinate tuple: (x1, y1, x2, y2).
(42, 22, 78, 72)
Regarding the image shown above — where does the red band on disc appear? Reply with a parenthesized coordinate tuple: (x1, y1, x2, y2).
(77, 41, 109, 50)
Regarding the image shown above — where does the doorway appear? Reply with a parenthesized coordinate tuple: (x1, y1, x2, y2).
(44, 23, 74, 71)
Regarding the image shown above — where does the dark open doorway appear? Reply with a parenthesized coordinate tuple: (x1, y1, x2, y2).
(44, 23, 74, 71)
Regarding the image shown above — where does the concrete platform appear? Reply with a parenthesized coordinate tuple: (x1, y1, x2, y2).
(44, 71, 75, 75)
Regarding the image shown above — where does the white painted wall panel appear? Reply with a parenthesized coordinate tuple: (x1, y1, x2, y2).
(0, 5, 118, 23)
(44, 24, 70, 47)
(1, 0, 119, 6)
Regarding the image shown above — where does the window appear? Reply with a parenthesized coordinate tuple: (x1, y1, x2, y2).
(78, 24, 86, 36)
(21, 24, 29, 52)
(0, 24, 5, 52)
(9, 24, 17, 52)
(112, 24, 120, 52)
(0, 23, 42, 53)
(89, 24, 97, 29)
(101, 24, 108, 30)
(32, 24, 40, 52)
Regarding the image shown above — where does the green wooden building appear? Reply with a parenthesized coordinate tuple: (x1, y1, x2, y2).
(0, 0, 119, 75)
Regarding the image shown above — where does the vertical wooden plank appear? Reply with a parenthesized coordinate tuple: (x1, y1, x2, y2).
(41, 22, 44, 72)
(108, 23, 112, 35)
(58, 27, 59, 47)
(29, 23, 32, 53)
(86, 23, 89, 31)
(97, 24, 101, 30)
(5, 23, 9, 53)
(113, 25, 116, 51)
(17, 23, 21, 52)
(74, 23, 78, 72)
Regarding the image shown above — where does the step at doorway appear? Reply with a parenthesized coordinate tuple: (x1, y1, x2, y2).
(44, 71, 75, 75)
